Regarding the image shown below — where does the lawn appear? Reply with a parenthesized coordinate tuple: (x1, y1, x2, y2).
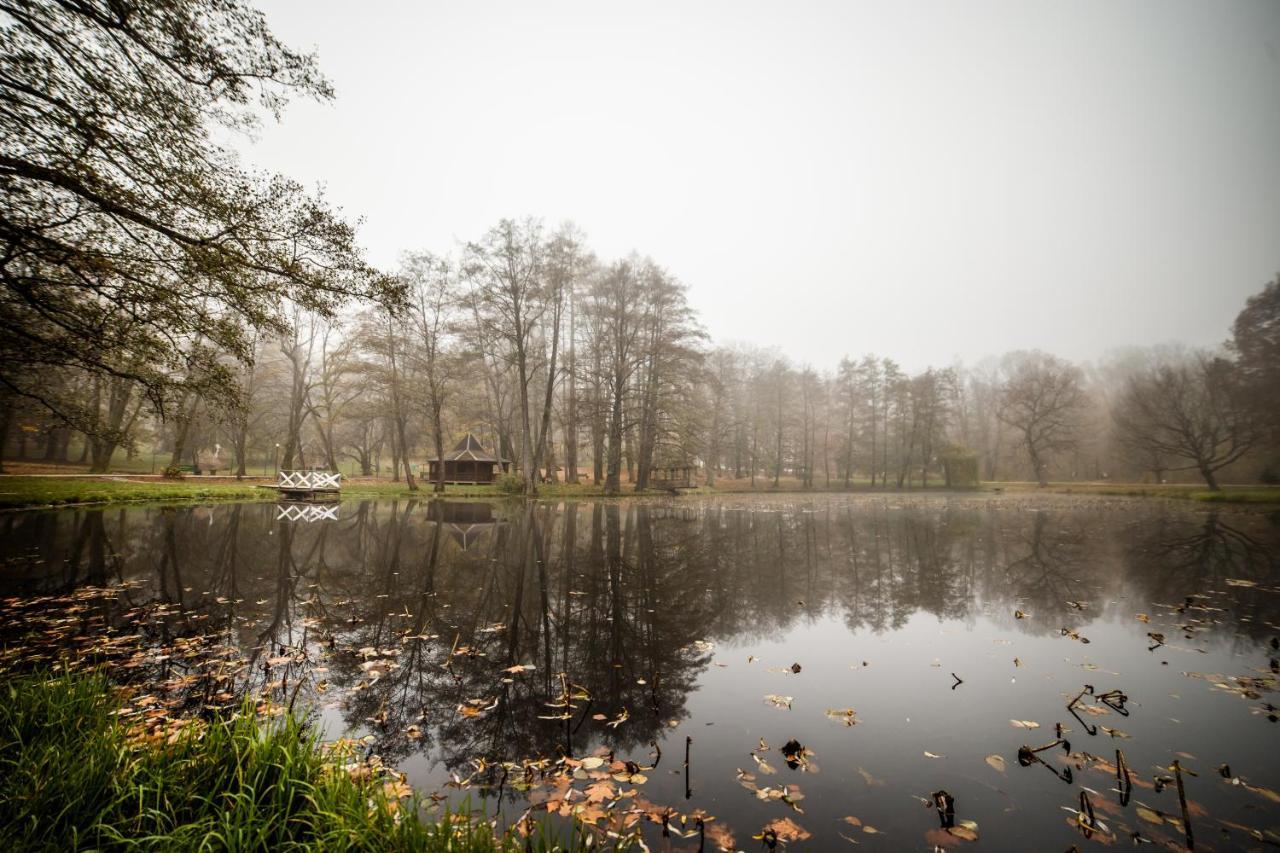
(0, 477, 269, 510)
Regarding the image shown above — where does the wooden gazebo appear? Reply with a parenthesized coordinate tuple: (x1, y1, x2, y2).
(425, 433, 511, 484)
(650, 462, 697, 491)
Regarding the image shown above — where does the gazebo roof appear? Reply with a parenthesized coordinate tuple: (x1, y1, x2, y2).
(426, 433, 507, 463)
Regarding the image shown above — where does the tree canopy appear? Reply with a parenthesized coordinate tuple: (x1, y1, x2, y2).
(0, 0, 402, 435)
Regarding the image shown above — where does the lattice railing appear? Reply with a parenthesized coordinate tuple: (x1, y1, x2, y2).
(277, 470, 342, 490)
(275, 503, 339, 522)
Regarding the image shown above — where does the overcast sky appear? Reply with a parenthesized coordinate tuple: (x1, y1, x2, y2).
(242, 0, 1280, 372)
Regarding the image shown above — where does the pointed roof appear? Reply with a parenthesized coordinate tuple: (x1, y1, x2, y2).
(425, 432, 506, 463)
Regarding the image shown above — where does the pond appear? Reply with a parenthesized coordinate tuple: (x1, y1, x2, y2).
(2, 494, 1278, 850)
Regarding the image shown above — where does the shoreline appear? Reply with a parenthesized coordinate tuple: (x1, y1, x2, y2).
(0, 474, 1277, 511)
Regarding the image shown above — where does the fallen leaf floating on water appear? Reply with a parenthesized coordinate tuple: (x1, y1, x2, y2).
(1136, 614, 1151, 623)
(1015, 610, 1030, 619)
(1100, 726, 1130, 738)
(754, 817, 811, 844)
(764, 694, 794, 710)
(1136, 806, 1164, 825)
(843, 816, 862, 827)
(1224, 579, 1257, 588)
(824, 707, 858, 726)
(503, 663, 535, 674)
(857, 767, 887, 787)
(924, 750, 945, 759)
(985, 754, 1006, 773)
(1010, 719, 1040, 729)
(790, 662, 802, 674)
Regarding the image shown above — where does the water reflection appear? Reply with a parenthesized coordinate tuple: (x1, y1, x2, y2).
(1, 496, 1277, 848)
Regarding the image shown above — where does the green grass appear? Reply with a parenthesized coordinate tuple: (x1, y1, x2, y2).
(0, 477, 269, 510)
(0, 672, 530, 851)
(983, 481, 1280, 504)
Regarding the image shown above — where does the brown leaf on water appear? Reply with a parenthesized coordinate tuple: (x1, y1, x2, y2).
(705, 823, 737, 851)
(1245, 784, 1280, 805)
(751, 752, 778, 775)
(843, 815, 862, 827)
(764, 694, 793, 710)
(825, 707, 858, 726)
(762, 816, 811, 842)
(924, 750, 945, 759)
(1010, 719, 1040, 729)
(985, 754, 1006, 773)
(1136, 614, 1150, 623)
(857, 767, 887, 787)
(585, 780, 614, 803)
(1136, 806, 1163, 825)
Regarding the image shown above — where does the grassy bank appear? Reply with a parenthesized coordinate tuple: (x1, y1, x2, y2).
(987, 481, 1280, 504)
(0, 672, 509, 851)
(0, 476, 675, 509)
(0, 476, 269, 510)
(3, 474, 1278, 511)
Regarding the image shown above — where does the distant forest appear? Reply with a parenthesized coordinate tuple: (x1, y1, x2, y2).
(2, 0, 1277, 493)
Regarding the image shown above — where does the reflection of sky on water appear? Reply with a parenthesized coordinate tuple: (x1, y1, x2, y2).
(1, 495, 1277, 850)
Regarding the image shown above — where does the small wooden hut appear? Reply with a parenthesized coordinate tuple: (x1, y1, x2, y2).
(425, 433, 511, 484)
(650, 462, 697, 491)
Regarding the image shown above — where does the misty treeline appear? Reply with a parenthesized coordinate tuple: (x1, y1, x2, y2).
(1, 0, 1277, 493)
(6, 206, 1278, 493)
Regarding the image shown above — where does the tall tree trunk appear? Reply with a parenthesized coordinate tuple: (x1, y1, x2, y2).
(431, 405, 446, 493)
(1198, 462, 1220, 491)
(605, 384, 625, 495)
(565, 289, 579, 483)
(0, 402, 11, 473)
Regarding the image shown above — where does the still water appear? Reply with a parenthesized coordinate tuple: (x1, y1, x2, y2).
(2, 495, 1278, 850)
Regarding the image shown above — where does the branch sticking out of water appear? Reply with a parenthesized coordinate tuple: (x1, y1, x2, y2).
(1173, 760, 1194, 850)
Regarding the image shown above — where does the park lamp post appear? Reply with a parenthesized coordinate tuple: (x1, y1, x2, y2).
(274, 443, 280, 479)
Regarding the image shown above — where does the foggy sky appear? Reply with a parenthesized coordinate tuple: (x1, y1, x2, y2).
(242, 0, 1280, 372)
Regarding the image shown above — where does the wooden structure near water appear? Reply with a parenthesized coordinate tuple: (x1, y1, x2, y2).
(269, 470, 342, 501)
(650, 463, 697, 493)
(425, 433, 511, 484)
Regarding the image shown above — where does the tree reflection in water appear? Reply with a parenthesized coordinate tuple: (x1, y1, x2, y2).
(2, 496, 1278, 829)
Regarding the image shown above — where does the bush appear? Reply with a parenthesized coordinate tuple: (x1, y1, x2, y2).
(161, 465, 185, 480)
(495, 472, 523, 495)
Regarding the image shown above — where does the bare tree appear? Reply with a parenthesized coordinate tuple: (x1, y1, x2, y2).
(401, 251, 461, 493)
(998, 351, 1084, 487)
(464, 219, 547, 495)
(1112, 352, 1260, 490)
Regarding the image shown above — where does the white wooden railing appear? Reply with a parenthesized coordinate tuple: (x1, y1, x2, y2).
(277, 470, 342, 490)
(276, 503, 339, 522)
